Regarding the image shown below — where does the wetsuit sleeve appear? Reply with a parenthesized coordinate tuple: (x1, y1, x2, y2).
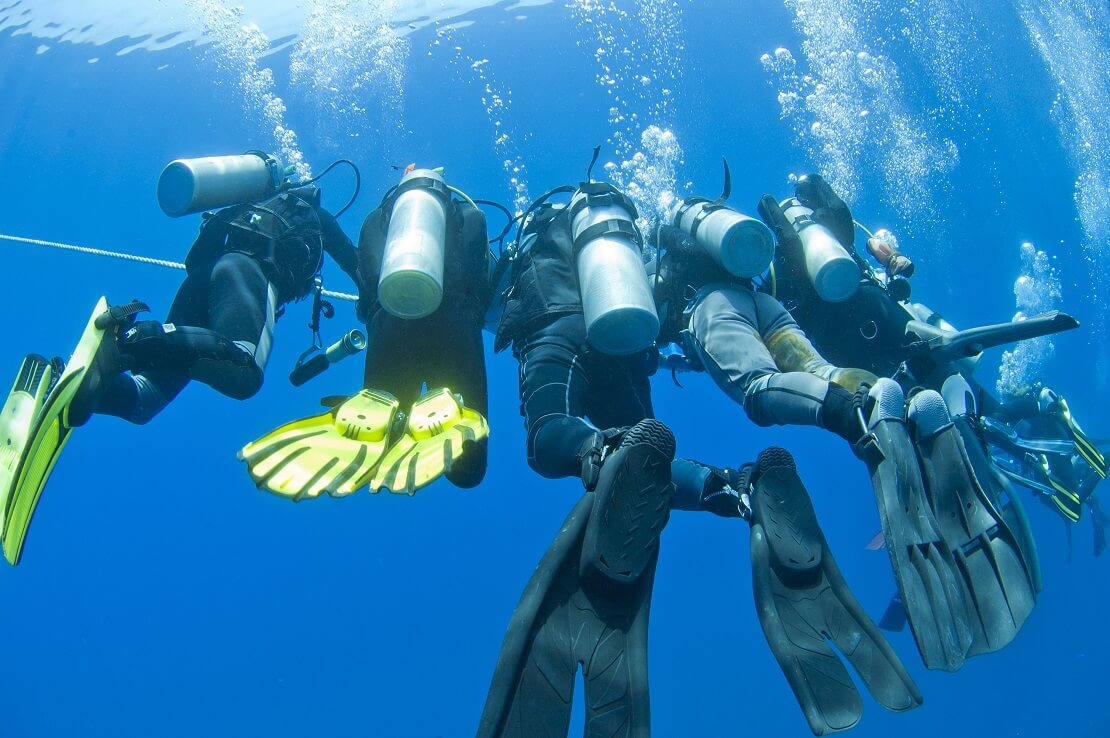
(318, 208, 362, 288)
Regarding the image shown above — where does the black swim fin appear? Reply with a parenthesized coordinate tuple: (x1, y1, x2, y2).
(748, 447, 923, 735)
(856, 379, 973, 671)
(478, 420, 674, 738)
(904, 310, 1078, 363)
(908, 394, 1037, 656)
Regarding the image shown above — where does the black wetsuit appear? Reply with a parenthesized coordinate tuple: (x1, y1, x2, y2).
(97, 187, 359, 424)
(356, 197, 490, 489)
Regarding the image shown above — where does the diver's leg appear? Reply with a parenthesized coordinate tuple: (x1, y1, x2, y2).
(362, 308, 423, 410)
(584, 348, 656, 431)
(516, 314, 606, 481)
(688, 286, 862, 442)
(671, 457, 747, 517)
(199, 251, 276, 398)
(115, 252, 274, 401)
(94, 369, 189, 425)
(93, 263, 213, 423)
(428, 311, 488, 488)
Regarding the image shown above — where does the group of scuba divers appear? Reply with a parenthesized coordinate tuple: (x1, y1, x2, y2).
(1, 147, 1106, 735)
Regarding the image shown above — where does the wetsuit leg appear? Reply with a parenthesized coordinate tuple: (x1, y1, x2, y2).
(94, 265, 209, 424)
(362, 308, 425, 410)
(427, 310, 488, 489)
(95, 253, 276, 424)
(516, 314, 652, 480)
(687, 285, 835, 429)
(193, 251, 276, 398)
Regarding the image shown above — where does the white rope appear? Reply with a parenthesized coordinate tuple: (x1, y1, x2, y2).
(0, 232, 359, 303)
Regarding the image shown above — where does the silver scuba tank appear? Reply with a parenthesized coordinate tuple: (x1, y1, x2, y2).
(779, 197, 861, 302)
(569, 184, 660, 355)
(668, 199, 775, 278)
(378, 168, 449, 319)
(157, 151, 285, 217)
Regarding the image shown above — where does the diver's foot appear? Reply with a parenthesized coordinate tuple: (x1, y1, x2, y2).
(748, 446, 824, 577)
(580, 419, 675, 586)
(700, 464, 749, 519)
(67, 300, 148, 428)
(865, 378, 907, 426)
(850, 378, 907, 458)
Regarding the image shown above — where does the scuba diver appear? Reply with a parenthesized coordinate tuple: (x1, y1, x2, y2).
(479, 166, 920, 737)
(0, 151, 363, 564)
(239, 165, 495, 499)
(652, 166, 1038, 673)
(759, 173, 1104, 559)
(982, 384, 1108, 552)
(654, 170, 878, 449)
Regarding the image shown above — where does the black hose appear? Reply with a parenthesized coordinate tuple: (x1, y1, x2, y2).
(715, 157, 732, 203)
(586, 145, 602, 181)
(473, 198, 516, 247)
(509, 185, 577, 255)
(299, 159, 362, 217)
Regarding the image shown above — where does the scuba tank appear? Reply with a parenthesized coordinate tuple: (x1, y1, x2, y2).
(668, 198, 775, 278)
(157, 151, 286, 217)
(568, 183, 659, 355)
(779, 197, 861, 302)
(378, 168, 450, 319)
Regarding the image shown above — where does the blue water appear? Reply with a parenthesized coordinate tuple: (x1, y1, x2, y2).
(1, 1, 1107, 735)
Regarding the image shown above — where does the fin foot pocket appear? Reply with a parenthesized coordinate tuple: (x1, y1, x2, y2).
(579, 419, 675, 585)
(370, 387, 489, 495)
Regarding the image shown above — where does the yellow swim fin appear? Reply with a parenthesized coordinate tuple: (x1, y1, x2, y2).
(1036, 454, 1083, 523)
(2, 297, 129, 565)
(239, 389, 400, 501)
(0, 355, 57, 532)
(1053, 397, 1107, 479)
(371, 388, 489, 496)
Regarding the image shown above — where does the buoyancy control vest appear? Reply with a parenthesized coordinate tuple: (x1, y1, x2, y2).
(493, 205, 584, 353)
(185, 187, 325, 303)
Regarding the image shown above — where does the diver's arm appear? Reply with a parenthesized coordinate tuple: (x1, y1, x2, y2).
(318, 208, 363, 289)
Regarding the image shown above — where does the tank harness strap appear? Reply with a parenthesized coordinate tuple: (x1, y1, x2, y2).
(392, 174, 450, 204)
(782, 197, 820, 233)
(243, 149, 287, 190)
(567, 181, 641, 223)
(572, 219, 642, 255)
(673, 196, 733, 241)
